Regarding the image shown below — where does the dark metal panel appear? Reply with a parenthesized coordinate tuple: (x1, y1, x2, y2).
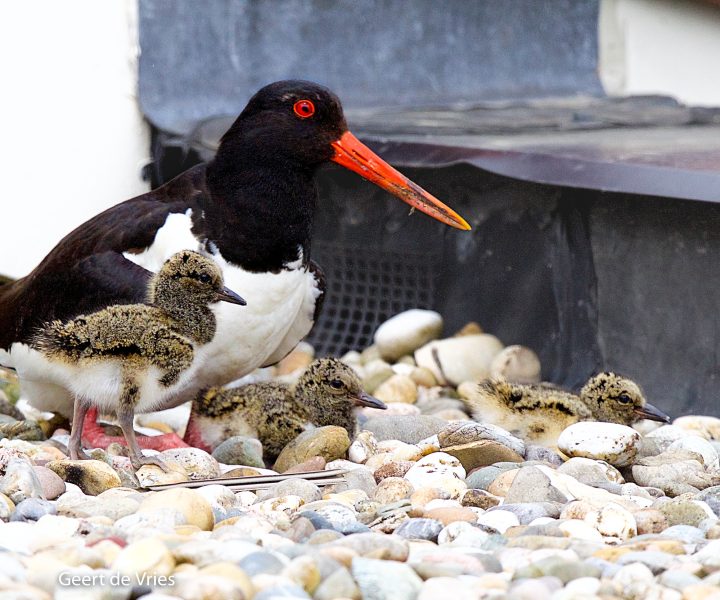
(139, 0, 603, 134)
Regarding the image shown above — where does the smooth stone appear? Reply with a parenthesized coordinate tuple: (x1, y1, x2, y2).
(659, 524, 706, 543)
(659, 570, 702, 592)
(404, 452, 467, 500)
(0, 492, 14, 520)
(300, 501, 358, 533)
(374, 461, 414, 482)
(476, 509, 519, 534)
(372, 477, 414, 504)
(504, 466, 567, 504)
(415, 334, 504, 385)
(238, 551, 286, 576)
(364, 415, 446, 444)
(352, 556, 423, 600)
(673, 415, 720, 440)
(258, 478, 322, 504)
(489, 344, 541, 384)
(328, 466, 377, 497)
(195, 484, 240, 515)
(10, 498, 56, 521)
(465, 465, 506, 491)
(0, 459, 44, 503)
(438, 422, 525, 456)
(32, 466, 65, 500)
(253, 583, 311, 600)
(668, 436, 720, 470)
(585, 502, 637, 539)
(443, 440, 523, 472)
(136, 463, 189, 487)
(138, 488, 214, 530)
(558, 519, 603, 542)
(436, 520, 491, 548)
(558, 422, 641, 467)
(46, 459, 121, 496)
(348, 430, 379, 464)
(159, 447, 220, 480)
(696, 485, 720, 518)
(374, 309, 443, 362)
(494, 502, 557, 525)
(634, 508, 669, 535)
(283, 456, 327, 474)
(212, 436, 265, 468)
(461, 489, 500, 510)
(361, 359, 395, 394)
(633, 451, 719, 496)
(524, 445, 565, 466)
(616, 551, 678, 574)
(557, 456, 625, 486)
(660, 498, 715, 527)
(274, 426, 350, 473)
(112, 537, 175, 576)
(314, 566, 360, 600)
(322, 532, 409, 561)
(422, 506, 477, 527)
(374, 374, 418, 405)
(394, 517, 443, 542)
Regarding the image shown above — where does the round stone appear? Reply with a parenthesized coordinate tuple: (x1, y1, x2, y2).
(374, 309, 443, 362)
(138, 488, 214, 531)
(558, 422, 641, 467)
(46, 459, 121, 496)
(273, 426, 351, 473)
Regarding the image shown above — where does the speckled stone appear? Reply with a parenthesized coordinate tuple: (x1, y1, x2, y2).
(46, 459, 121, 496)
(274, 426, 351, 473)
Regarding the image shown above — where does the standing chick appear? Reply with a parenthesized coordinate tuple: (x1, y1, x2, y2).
(459, 372, 669, 447)
(186, 358, 386, 461)
(32, 250, 245, 469)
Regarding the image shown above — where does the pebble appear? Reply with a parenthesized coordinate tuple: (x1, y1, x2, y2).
(415, 334, 504, 385)
(503, 466, 567, 504)
(138, 488, 214, 530)
(0, 459, 45, 503)
(394, 517, 443, 541)
(46, 458, 121, 496)
(11, 497, 56, 521)
(361, 359, 395, 393)
(212, 435, 265, 467)
(558, 422, 641, 467)
(585, 502, 637, 539)
(32, 465, 66, 500)
(364, 415, 446, 444)
(352, 556, 423, 600)
(489, 344, 542, 383)
(373, 309, 443, 362)
(404, 452, 467, 499)
(159, 447, 221, 480)
(274, 426, 351, 472)
(372, 477, 414, 504)
(373, 374, 418, 404)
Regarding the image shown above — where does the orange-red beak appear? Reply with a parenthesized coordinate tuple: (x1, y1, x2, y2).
(330, 131, 471, 231)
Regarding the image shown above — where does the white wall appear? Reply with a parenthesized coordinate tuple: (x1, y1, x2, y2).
(600, 0, 720, 106)
(0, 0, 149, 278)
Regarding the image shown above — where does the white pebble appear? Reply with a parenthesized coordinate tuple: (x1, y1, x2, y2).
(558, 422, 640, 467)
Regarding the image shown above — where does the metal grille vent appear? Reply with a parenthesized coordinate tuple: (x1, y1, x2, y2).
(306, 241, 439, 356)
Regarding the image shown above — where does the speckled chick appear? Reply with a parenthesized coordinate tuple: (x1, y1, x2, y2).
(32, 250, 245, 469)
(458, 372, 670, 447)
(187, 358, 386, 460)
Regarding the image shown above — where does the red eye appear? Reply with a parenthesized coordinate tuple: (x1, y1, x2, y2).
(293, 99, 315, 119)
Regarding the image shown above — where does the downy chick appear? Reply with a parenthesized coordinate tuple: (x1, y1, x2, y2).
(32, 250, 245, 469)
(186, 358, 386, 461)
(459, 372, 669, 447)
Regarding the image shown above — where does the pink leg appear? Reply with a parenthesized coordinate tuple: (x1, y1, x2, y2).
(81, 406, 189, 452)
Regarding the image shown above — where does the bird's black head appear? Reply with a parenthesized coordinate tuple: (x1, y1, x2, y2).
(219, 80, 347, 169)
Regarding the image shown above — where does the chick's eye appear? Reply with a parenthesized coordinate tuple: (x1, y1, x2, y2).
(293, 99, 315, 119)
(199, 273, 212, 284)
(330, 379, 344, 389)
(617, 394, 632, 404)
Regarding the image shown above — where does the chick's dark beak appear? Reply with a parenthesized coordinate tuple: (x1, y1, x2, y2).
(635, 402, 671, 423)
(215, 286, 247, 306)
(354, 391, 387, 410)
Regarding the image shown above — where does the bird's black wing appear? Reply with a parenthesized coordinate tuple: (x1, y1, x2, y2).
(0, 165, 208, 346)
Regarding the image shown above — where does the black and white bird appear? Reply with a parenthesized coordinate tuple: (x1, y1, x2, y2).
(0, 80, 469, 448)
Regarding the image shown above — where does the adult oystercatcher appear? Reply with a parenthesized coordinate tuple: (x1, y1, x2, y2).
(0, 80, 469, 449)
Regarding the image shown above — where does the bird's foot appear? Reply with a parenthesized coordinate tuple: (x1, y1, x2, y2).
(129, 453, 170, 472)
(81, 407, 189, 451)
(69, 444, 92, 461)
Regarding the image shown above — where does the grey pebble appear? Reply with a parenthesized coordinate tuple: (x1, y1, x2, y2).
(10, 497, 56, 521)
(394, 518, 443, 542)
(237, 551, 286, 576)
(257, 478, 321, 503)
(212, 435, 265, 467)
(0, 459, 44, 503)
(363, 415, 446, 444)
(352, 556, 423, 600)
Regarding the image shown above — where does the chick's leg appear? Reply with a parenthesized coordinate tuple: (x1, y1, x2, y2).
(69, 397, 91, 460)
(117, 378, 169, 471)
